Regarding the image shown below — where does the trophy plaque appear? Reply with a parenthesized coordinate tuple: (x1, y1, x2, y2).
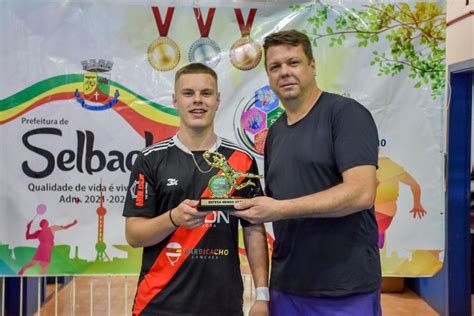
(197, 151, 262, 211)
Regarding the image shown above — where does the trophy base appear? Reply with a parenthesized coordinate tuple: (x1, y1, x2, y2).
(197, 198, 241, 211)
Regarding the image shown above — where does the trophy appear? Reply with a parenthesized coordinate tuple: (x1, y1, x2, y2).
(197, 151, 262, 211)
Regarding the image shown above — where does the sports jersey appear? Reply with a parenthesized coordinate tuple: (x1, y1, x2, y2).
(123, 135, 261, 316)
(265, 92, 381, 297)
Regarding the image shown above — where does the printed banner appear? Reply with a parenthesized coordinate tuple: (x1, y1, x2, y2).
(0, 1, 446, 276)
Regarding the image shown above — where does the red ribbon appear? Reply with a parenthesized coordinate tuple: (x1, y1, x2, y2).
(151, 7, 175, 37)
(193, 8, 216, 38)
(234, 8, 257, 36)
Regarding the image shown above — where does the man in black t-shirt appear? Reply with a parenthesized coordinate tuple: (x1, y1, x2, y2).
(123, 63, 269, 316)
(235, 30, 382, 315)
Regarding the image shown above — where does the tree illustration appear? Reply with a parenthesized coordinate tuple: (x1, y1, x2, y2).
(292, 3, 445, 98)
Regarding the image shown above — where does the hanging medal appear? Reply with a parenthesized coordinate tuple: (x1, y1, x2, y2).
(147, 7, 180, 71)
(188, 8, 221, 68)
(230, 8, 262, 71)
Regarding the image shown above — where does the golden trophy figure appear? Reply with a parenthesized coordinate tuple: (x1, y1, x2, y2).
(197, 151, 262, 211)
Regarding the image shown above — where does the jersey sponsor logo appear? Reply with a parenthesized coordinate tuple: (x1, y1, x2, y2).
(166, 242, 182, 266)
(166, 178, 179, 186)
(130, 173, 148, 207)
(184, 247, 229, 260)
(234, 85, 284, 158)
(136, 174, 145, 206)
(203, 211, 230, 227)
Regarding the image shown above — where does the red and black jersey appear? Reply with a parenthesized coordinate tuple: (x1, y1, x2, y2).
(123, 135, 261, 316)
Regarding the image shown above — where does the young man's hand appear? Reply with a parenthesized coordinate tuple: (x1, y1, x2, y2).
(249, 301, 269, 316)
(170, 199, 209, 229)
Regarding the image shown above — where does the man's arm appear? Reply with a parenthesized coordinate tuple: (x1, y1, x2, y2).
(243, 224, 269, 315)
(126, 199, 209, 248)
(235, 165, 377, 224)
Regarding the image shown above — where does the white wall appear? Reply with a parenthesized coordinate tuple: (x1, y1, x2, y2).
(447, 0, 474, 65)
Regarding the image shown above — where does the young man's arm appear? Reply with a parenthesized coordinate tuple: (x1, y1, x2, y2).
(124, 150, 210, 248)
(243, 224, 269, 315)
(235, 164, 377, 223)
(126, 199, 209, 248)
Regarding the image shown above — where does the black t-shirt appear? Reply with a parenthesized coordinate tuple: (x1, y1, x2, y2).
(123, 135, 261, 315)
(265, 92, 381, 297)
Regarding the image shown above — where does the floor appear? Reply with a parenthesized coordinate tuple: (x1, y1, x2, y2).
(29, 276, 440, 316)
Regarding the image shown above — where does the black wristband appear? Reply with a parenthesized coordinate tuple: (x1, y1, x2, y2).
(169, 209, 179, 228)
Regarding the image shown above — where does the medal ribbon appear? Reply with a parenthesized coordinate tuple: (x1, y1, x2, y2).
(151, 7, 175, 37)
(234, 8, 257, 36)
(193, 8, 216, 38)
(133, 150, 253, 315)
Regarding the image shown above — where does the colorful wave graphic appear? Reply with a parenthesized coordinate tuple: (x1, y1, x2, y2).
(0, 74, 180, 141)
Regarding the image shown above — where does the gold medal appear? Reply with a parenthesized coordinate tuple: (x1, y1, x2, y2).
(148, 7, 180, 71)
(147, 37, 180, 71)
(230, 36, 262, 71)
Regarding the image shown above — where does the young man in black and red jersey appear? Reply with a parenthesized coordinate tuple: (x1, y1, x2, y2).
(123, 63, 269, 316)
